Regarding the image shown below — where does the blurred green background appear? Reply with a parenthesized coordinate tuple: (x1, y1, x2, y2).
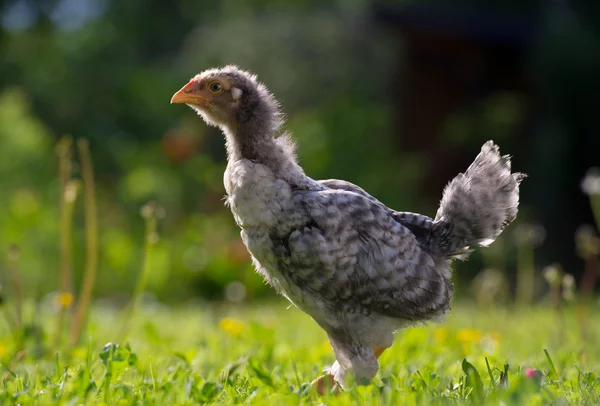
(0, 0, 599, 304)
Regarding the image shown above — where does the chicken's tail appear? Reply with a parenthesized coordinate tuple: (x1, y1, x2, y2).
(431, 141, 525, 258)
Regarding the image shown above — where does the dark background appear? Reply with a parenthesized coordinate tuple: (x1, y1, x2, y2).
(0, 0, 598, 303)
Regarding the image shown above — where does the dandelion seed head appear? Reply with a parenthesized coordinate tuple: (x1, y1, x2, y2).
(543, 264, 563, 287)
(140, 201, 156, 219)
(581, 167, 600, 196)
(224, 281, 247, 303)
(147, 232, 160, 245)
(562, 274, 576, 302)
(64, 181, 80, 203)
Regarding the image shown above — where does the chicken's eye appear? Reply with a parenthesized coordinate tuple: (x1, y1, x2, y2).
(208, 81, 223, 94)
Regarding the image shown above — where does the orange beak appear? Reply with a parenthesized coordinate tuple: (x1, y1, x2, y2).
(170, 80, 209, 105)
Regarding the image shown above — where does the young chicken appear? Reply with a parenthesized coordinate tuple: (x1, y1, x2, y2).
(171, 66, 525, 393)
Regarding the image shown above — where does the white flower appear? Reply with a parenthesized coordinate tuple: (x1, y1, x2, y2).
(581, 168, 600, 196)
(543, 264, 562, 287)
(562, 274, 576, 302)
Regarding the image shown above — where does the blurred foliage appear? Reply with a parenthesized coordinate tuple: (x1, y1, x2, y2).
(0, 0, 410, 302)
(0, 0, 598, 302)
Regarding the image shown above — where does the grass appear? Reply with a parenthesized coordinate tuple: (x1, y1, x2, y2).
(1, 302, 599, 405)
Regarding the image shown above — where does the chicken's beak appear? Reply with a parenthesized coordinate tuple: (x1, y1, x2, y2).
(170, 81, 209, 105)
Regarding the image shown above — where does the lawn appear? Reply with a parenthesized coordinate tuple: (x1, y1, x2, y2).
(1, 301, 599, 405)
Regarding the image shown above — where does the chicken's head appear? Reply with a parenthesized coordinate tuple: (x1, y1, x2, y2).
(171, 65, 281, 134)
(171, 66, 246, 127)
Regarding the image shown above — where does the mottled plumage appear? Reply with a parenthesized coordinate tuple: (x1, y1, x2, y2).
(171, 66, 525, 391)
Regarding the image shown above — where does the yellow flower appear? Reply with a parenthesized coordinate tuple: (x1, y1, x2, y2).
(319, 340, 332, 353)
(433, 327, 448, 344)
(219, 317, 245, 337)
(56, 292, 74, 309)
(457, 328, 482, 344)
(0, 342, 6, 358)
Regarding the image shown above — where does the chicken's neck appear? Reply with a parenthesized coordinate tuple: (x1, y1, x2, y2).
(223, 118, 316, 190)
(223, 125, 275, 163)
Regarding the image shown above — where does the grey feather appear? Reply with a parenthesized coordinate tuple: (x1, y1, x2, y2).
(433, 141, 526, 256)
(272, 188, 453, 321)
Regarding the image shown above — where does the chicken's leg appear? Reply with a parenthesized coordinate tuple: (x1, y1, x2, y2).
(311, 345, 388, 395)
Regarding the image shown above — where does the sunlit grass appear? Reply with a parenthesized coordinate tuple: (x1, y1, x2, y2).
(1, 302, 599, 405)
